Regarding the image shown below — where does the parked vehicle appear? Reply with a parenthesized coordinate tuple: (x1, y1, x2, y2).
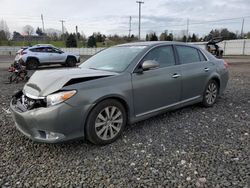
(10, 42, 229, 145)
(14, 44, 80, 70)
(206, 37, 224, 58)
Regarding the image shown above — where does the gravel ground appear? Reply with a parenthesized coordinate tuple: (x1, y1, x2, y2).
(0, 63, 249, 188)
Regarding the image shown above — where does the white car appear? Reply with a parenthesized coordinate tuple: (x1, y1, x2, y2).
(15, 44, 80, 69)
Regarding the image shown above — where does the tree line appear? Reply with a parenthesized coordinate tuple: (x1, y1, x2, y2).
(1, 19, 250, 47)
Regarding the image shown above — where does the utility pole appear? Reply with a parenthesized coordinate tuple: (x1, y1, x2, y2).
(136, 1, 144, 40)
(76, 25, 78, 47)
(129, 16, 132, 38)
(41, 14, 45, 33)
(241, 18, 245, 38)
(186, 18, 189, 42)
(60, 20, 65, 40)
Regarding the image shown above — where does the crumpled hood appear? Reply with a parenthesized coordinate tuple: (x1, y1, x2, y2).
(23, 68, 117, 97)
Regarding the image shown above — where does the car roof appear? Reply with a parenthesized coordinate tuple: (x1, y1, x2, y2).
(117, 41, 198, 48)
(30, 44, 55, 48)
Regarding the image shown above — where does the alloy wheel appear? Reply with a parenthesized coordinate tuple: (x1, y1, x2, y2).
(95, 106, 123, 141)
(205, 82, 218, 105)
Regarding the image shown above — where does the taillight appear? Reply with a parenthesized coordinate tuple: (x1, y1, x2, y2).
(224, 60, 229, 69)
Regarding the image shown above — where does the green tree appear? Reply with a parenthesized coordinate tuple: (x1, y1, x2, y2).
(0, 30, 7, 40)
(166, 33, 173, 41)
(36, 27, 44, 36)
(191, 33, 198, 42)
(87, 35, 97, 47)
(149, 32, 158, 41)
(146, 34, 149, 41)
(0, 19, 10, 39)
(182, 35, 187, 42)
(66, 34, 77, 47)
(93, 32, 106, 42)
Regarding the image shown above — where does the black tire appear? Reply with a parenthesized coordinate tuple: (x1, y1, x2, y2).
(85, 99, 127, 145)
(202, 80, 219, 107)
(26, 59, 39, 70)
(66, 57, 77, 67)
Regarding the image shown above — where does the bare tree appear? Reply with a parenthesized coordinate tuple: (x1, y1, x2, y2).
(23, 25, 34, 36)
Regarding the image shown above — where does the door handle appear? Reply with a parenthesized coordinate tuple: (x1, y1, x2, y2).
(204, 67, 210, 72)
(172, 73, 181, 78)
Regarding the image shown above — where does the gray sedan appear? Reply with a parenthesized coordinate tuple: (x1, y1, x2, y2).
(10, 41, 229, 145)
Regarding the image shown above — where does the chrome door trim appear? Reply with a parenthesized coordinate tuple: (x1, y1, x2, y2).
(136, 95, 201, 117)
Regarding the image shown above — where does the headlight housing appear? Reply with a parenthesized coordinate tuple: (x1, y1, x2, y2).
(46, 90, 76, 107)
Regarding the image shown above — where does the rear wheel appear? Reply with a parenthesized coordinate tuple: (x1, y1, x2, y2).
(85, 99, 127, 145)
(202, 80, 219, 107)
(26, 59, 39, 70)
(66, 57, 77, 67)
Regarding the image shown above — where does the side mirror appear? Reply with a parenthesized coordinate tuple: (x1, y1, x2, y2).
(142, 60, 159, 71)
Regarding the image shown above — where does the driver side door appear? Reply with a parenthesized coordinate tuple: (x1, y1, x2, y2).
(131, 45, 181, 117)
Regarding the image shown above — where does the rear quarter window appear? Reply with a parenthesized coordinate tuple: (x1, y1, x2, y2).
(198, 50, 207, 61)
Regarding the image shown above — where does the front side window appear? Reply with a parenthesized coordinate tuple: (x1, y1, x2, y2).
(142, 45, 176, 68)
(80, 46, 146, 72)
(53, 48, 63, 53)
(176, 46, 200, 64)
(46, 47, 53, 53)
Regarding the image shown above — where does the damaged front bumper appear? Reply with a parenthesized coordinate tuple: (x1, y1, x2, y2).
(10, 90, 86, 143)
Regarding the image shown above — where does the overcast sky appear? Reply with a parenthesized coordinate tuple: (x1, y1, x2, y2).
(1, 0, 250, 38)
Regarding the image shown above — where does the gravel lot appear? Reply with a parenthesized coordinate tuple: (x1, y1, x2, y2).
(0, 61, 249, 187)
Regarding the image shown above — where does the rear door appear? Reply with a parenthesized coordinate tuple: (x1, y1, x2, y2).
(50, 47, 66, 63)
(31, 47, 50, 63)
(175, 45, 215, 100)
(132, 45, 181, 117)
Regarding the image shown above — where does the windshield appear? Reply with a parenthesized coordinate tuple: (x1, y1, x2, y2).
(80, 46, 146, 72)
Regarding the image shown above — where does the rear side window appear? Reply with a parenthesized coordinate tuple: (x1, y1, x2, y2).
(143, 45, 176, 68)
(176, 46, 200, 64)
(30, 47, 46, 52)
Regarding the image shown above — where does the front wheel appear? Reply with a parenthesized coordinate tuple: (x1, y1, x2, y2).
(202, 80, 219, 107)
(85, 99, 127, 145)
